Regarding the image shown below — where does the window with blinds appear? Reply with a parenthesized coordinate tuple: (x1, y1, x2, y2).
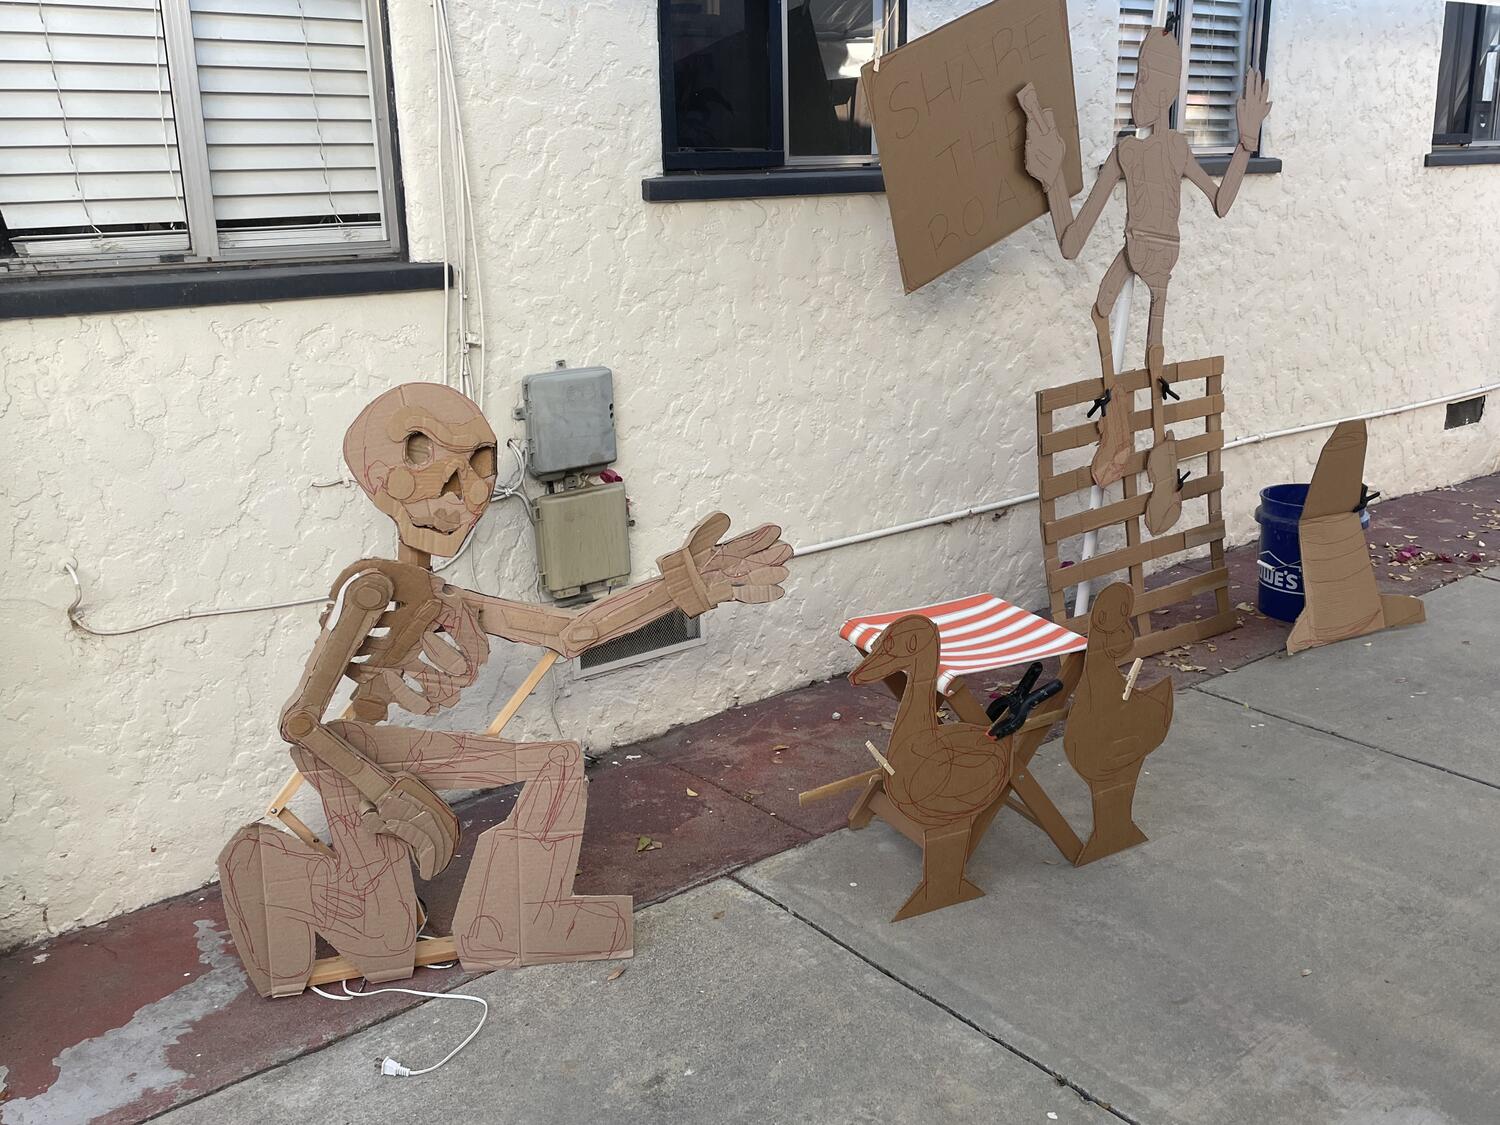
(1113, 0, 1269, 155)
(0, 0, 395, 269)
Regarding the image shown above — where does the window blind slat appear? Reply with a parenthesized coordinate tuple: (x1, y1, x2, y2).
(188, 0, 386, 245)
(0, 0, 188, 258)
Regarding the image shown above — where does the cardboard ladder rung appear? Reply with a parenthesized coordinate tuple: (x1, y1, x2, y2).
(1036, 355, 1224, 411)
(1045, 473, 1224, 544)
(1053, 520, 1226, 589)
(1041, 430, 1225, 502)
(1041, 394, 1227, 457)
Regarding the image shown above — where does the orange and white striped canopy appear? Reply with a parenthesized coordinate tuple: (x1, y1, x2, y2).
(840, 593, 1087, 694)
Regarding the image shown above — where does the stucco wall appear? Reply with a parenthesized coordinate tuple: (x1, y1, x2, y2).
(3, 0, 1498, 950)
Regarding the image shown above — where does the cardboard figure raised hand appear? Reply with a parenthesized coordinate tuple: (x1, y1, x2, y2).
(1020, 20, 1270, 509)
(1287, 420, 1424, 654)
(1064, 583, 1173, 864)
(219, 383, 791, 997)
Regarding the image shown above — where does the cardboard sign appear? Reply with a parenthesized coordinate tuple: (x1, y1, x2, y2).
(863, 0, 1082, 292)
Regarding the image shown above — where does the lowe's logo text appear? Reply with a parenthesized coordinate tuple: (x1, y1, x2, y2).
(1258, 551, 1301, 592)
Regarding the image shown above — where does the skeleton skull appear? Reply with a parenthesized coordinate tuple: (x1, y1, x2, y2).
(343, 383, 498, 557)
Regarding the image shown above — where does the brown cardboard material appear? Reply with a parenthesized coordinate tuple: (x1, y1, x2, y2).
(1287, 421, 1425, 654)
(862, 0, 1082, 293)
(218, 383, 792, 997)
(802, 612, 1085, 919)
(1143, 346, 1183, 534)
(1021, 23, 1270, 487)
(1063, 582, 1173, 865)
(1037, 356, 1237, 658)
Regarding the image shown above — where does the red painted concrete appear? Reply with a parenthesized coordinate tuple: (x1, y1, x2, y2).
(2, 471, 1495, 1125)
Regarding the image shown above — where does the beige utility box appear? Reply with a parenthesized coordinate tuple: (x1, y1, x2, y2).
(533, 481, 631, 599)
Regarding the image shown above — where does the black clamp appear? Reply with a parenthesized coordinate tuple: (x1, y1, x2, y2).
(1159, 378, 1180, 402)
(1355, 483, 1380, 513)
(986, 662, 1065, 739)
(1177, 468, 1191, 491)
(1087, 388, 1112, 419)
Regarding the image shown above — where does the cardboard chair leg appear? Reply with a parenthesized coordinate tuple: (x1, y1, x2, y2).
(847, 774, 884, 830)
(892, 820, 985, 922)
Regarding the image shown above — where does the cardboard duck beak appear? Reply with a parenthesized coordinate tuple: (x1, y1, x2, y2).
(849, 644, 900, 686)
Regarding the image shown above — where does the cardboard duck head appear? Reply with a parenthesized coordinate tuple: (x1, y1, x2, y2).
(1089, 583, 1137, 662)
(343, 383, 498, 558)
(1130, 24, 1182, 131)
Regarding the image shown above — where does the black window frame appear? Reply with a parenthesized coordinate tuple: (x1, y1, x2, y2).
(1433, 2, 1490, 147)
(655, 0, 907, 176)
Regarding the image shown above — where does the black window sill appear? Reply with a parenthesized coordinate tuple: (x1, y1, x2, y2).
(1196, 154, 1282, 175)
(643, 167, 885, 203)
(0, 259, 448, 321)
(1425, 147, 1500, 167)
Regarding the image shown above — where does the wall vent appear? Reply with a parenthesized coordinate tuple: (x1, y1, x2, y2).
(575, 609, 704, 678)
(1446, 395, 1486, 429)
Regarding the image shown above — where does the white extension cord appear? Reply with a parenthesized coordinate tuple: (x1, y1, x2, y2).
(311, 977, 488, 1078)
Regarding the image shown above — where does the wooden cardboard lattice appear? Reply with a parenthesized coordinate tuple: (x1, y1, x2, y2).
(1036, 355, 1236, 658)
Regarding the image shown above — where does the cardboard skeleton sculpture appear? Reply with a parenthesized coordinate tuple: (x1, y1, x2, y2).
(1021, 20, 1271, 528)
(219, 383, 791, 997)
(1287, 420, 1424, 654)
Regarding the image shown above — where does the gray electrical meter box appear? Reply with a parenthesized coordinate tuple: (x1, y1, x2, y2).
(517, 365, 616, 481)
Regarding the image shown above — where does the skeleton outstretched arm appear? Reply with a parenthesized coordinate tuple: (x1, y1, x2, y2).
(467, 513, 791, 659)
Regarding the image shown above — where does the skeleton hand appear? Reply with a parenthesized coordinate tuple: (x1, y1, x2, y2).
(658, 513, 792, 615)
(1236, 70, 1271, 151)
(1018, 83, 1066, 190)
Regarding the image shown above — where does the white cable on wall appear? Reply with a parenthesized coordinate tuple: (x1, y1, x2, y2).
(61, 384, 1499, 636)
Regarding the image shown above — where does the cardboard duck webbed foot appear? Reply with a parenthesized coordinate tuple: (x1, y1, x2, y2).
(1287, 421, 1426, 654)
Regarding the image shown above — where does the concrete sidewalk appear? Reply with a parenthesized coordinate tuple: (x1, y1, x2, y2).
(137, 574, 1500, 1125)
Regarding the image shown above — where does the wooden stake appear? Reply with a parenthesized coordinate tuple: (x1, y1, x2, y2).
(486, 651, 560, 736)
(799, 769, 883, 807)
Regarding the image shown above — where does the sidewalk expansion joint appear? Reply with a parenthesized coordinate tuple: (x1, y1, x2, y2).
(1188, 686, 1500, 793)
(731, 876, 1145, 1125)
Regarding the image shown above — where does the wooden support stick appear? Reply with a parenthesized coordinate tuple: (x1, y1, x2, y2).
(799, 769, 882, 807)
(865, 740, 896, 775)
(1121, 657, 1144, 700)
(262, 654, 560, 831)
(309, 936, 459, 987)
(487, 650, 560, 736)
(274, 806, 321, 848)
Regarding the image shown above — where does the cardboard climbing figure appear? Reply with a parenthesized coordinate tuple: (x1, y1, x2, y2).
(1020, 19, 1271, 516)
(219, 383, 791, 997)
(1063, 583, 1173, 864)
(1287, 420, 1424, 654)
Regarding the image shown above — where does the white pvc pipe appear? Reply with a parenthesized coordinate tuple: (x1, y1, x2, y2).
(792, 381, 1500, 560)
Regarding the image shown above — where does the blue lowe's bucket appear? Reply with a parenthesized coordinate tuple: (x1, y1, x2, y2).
(1254, 484, 1371, 622)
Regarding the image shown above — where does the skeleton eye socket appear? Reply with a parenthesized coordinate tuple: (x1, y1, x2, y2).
(470, 445, 496, 477)
(404, 432, 435, 466)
